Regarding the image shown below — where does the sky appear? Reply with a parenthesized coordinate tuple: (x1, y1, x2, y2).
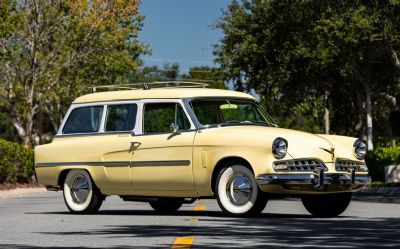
(139, 0, 232, 74)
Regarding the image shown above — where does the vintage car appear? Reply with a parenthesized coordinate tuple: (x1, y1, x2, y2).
(35, 83, 371, 217)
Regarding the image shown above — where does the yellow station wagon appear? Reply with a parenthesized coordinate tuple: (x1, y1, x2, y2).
(35, 82, 371, 217)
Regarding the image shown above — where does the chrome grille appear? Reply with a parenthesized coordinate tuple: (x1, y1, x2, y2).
(273, 159, 327, 172)
(335, 159, 368, 172)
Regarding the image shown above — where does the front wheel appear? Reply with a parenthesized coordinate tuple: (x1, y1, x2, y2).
(149, 198, 183, 214)
(301, 192, 352, 217)
(216, 165, 268, 217)
(63, 169, 104, 214)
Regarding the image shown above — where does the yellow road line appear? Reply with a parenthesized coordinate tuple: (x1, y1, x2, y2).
(192, 205, 206, 211)
(189, 218, 198, 222)
(171, 237, 195, 249)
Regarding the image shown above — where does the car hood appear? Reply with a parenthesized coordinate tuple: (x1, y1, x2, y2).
(207, 125, 349, 162)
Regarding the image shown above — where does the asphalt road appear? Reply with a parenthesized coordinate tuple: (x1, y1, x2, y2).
(0, 191, 399, 248)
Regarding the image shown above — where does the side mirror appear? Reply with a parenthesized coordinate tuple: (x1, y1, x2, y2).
(169, 123, 179, 133)
(130, 130, 135, 136)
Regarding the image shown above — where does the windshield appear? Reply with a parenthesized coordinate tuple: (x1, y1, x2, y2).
(190, 98, 276, 127)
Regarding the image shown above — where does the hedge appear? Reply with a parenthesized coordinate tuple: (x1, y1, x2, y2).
(0, 139, 34, 183)
(365, 146, 400, 182)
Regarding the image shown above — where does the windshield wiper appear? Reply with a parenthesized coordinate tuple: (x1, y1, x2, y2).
(252, 121, 277, 127)
(220, 121, 276, 127)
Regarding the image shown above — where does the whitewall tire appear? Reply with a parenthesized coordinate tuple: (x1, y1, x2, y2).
(63, 169, 104, 214)
(216, 165, 268, 216)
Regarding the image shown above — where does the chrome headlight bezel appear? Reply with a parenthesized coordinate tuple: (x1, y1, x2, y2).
(272, 137, 288, 159)
(354, 139, 367, 160)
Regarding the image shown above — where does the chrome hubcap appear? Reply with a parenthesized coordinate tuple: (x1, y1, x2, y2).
(226, 174, 252, 206)
(70, 175, 89, 204)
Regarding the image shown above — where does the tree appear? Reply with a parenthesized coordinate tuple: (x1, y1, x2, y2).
(0, 0, 148, 145)
(128, 63, 181, 83)
(215, 0, 400, 149)
(182, 66, 227, 89)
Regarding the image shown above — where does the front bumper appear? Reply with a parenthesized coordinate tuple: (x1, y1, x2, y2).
(256, 169, 371, 193)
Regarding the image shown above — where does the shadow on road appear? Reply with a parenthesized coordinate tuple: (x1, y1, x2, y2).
(27, 209, 311, 218)
(0, 246, 143, 249)
(22, 209, 400, 248)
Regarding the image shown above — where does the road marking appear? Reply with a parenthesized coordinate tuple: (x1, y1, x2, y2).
(192, 205, 206, 211)
(189, 218, 198, 222)
(171, 237, 194, 249)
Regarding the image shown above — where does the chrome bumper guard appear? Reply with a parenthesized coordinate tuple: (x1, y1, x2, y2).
(256, 168, 371, 192)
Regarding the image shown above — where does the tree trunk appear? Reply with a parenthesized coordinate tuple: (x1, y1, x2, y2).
(384, 34, 400, 72)
(324, 91, 330, 134)
(365, 91, 373, 150)
(356, 71, 374, 151)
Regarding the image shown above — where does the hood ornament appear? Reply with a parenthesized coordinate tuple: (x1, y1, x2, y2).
(319, 147, 335, 160)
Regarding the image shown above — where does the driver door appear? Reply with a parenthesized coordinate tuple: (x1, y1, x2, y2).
(130, 102, 196, 191)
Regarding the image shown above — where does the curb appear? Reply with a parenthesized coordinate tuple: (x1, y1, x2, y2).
(358, 187, 400, 194)
(0, 188, 47, 199)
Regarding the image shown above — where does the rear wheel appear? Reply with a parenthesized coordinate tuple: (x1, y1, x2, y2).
(301, 192, 352, 217)
(63, 169, 104, 214)
(149, 198, 183, 214)
(216, 164, 268, 217)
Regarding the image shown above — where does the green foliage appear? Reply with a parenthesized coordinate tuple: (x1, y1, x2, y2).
(275, 95, 325, 133)
(128, 63, 180, 82)
(215, 0, 400, 142)
(365, 146, 400, 181)
(0, 0, 149, 145)
(182, 66, 227, 89)
(369, 181, 400, 187)
(128, 64, 227, 90)
(0, 139, 34, 183)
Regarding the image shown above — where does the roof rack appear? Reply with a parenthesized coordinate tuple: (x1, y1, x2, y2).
(91, 81, 209, 92)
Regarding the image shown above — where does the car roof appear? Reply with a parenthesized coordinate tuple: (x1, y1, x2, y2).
(73, 88, 255, 104)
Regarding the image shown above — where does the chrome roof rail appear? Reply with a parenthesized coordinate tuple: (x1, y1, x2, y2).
(90, 81, 209, 92)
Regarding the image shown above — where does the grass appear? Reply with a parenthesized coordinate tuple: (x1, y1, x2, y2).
(369, 181, 400, 188)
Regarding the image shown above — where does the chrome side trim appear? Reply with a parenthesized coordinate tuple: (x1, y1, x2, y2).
(131, 160, 190, 167)
(36, 161, 130, 167)
(35, 160, 190, 168)
(55, 131, 131, 138)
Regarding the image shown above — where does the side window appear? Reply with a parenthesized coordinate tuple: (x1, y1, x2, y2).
(105, 104, 137, 132)
(143, 103, 191, 134)
(62, 106, 103, 134)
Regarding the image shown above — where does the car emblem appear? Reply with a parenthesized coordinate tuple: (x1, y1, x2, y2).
(319, 147, 335, 160)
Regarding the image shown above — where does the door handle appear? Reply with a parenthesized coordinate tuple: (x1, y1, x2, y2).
(130, 141, 141, 152)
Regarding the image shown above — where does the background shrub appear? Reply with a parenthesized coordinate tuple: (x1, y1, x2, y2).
(0, 139, 34, 183)
(365, 147, 400, 182)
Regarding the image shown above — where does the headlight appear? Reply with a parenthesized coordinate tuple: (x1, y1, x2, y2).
(272, 137, 288, 159)
(354, 139, 367, 159)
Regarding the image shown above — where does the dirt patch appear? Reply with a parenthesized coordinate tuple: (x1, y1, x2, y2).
(0, 182, 44, 191)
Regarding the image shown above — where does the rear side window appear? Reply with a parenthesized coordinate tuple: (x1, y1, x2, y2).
(105, 104, 137, 132)
(62, 106, 103, 134)
(143, 103, 191, 134)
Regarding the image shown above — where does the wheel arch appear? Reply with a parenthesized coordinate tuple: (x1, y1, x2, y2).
(58, 168, 98, 189)
(210, 156, 254, 195)
(58, 169, 71, 187)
